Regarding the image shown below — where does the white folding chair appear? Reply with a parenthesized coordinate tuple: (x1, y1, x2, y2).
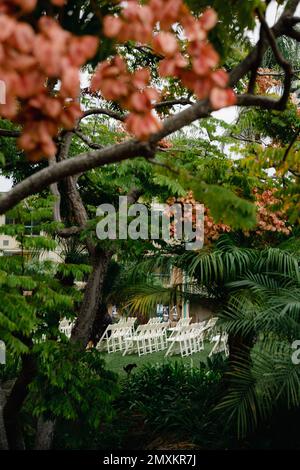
(165, 321, 206, 357)
(168, 317, 192, 339)
(107, 325, 133, 353)
(59, 318, 75, 339)
(209, 332, 229, 357)
(96, 318, 135, 353)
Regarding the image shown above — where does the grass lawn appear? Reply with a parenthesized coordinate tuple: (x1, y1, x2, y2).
(102, 342, 212, 377)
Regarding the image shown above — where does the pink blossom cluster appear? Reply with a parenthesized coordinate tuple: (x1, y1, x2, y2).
(168, 188, 290, 245)
(0, 6, 98, 159)
(167, 192, 231, 244)
(91, 56, 162, 140)
(254, 189, 291, 236)
(0, 0, 238, 159)
(0, 0, 65, 14)
(102, 0, 236, 121)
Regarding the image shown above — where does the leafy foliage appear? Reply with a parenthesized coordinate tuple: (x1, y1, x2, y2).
(112, 361, 225, 449)
(27, 346, 118, 450)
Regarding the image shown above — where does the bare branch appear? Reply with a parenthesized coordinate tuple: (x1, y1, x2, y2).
(248, 20, 265, 94)
(237, 93, 289, 109)
(80, 98, 194, 125)
(257, 9, 293, 108)
(0, 129, 20, 138)
(229, 0, 299, 87)
(0, 140, 150, 214)
(1, 1, 300, 214)
(230, 134, 264, 145)
(155, 98, 194, 109)
(80, 108, 125, 122)
(148, 158, 180, 175)
(56, 186, 143, 239)
(74, 129, 104, 150)
(283, 128, 300, 162)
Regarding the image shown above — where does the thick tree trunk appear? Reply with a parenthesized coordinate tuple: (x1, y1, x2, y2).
(228, 333, 255, 368)
(33, 250, 112, 450)
(71, 249, 112, 347)
(0, 383, 8, 450)
(35, 180, 141, 448)
(34, 417, 56, 450)
(89, 302, 109, 345)
(3, 354, 36, 450)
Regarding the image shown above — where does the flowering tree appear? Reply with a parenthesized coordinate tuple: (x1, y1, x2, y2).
(0, 0, 299, 213)
(167, 188, 291, 245)
(0, 0, 300, 450)
(0, 0, 235, 160)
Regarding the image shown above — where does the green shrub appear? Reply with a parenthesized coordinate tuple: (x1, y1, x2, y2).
(111, 359, 230, 449)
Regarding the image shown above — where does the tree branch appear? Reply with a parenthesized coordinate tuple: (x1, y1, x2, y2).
(0, 140, 150, 214)
(155, 98, 194, 109)
(148, 158, 180, 175)
(0, 129, 21, 138)
(283, 127, 300, 162)
(49, 132, 73, 223)
(0, 88, 297, 216)
(80, 108, 125, 122)
(79, 98, 194, 125)
(237, 93, 289, 110)
(257, 8, 293, 108)
(248, 18, 265, 94)
(1, 0, 300, 214)
(74, 129, 104, 150)
(229, 0, 299, 87)
(230, 133, 264, 145)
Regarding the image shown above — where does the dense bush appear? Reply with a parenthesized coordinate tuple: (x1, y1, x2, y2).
(102, 357, 233, 450)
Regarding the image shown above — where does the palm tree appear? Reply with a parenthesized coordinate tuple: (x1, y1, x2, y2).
(118, 234, 300, 437)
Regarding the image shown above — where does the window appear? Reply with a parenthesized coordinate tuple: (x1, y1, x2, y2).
(5, 216, 15, 225)
(24, 222, 40, 236)
(3, 240, 9, 247)
(5, 215, 40, 235)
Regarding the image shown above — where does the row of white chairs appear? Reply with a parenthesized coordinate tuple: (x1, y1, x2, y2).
(96, 315, 229, 358)
(122, 322, 169, 356)
(97, 325, 129, 352)
(59, 316, 136, 343)
(116, 316, 136, 325)
(168, 317, 192, 338)
(96, 317, 168, 355)
(165, 317, 229, 358)
(148, 317, 163, 324)
(96, 318, 136, 353)
(165, 321, 206, 357)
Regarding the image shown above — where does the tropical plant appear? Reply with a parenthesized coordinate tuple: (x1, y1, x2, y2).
(112, 361, 224, 449)
(119, 234, 300, 439)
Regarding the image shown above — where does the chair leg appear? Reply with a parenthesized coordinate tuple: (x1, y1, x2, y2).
(180, 339, 186, 357)
(165, 340, 175, 357)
